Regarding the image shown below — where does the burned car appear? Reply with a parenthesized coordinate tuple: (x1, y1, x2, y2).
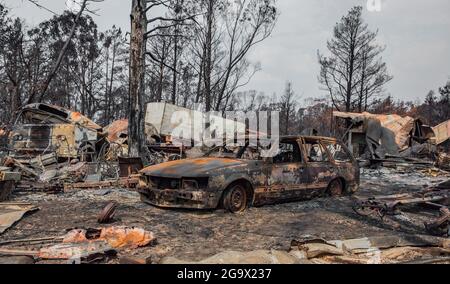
(138, 136, 360, 213)
(8, 103, 103, 161)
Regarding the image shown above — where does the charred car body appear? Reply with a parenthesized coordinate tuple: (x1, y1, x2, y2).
(8, 103, 103, 161)
(138, 136, 360, 212)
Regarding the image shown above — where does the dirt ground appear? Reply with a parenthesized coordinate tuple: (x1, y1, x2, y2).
(1, 167, 449, 264)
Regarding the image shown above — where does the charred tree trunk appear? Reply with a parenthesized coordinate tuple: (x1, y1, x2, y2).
(104, 45, 110, 123)
(171, 19, 179, 105)
(128, 0, 147, 157)
(203, 0, 214, 112)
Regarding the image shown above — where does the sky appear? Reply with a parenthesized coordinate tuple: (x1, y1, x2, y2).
(3, 0, 450, 103)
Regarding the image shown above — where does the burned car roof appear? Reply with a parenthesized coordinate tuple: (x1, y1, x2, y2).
(18, 103, 102, 131)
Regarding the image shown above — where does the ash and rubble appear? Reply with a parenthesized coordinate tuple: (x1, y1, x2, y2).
(0, 167, 449, 264)
(0, 103, 450, 264)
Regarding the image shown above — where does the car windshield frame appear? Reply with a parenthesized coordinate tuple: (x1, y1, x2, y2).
(203, 137, 284, 160)
(204, 141, 251, 159)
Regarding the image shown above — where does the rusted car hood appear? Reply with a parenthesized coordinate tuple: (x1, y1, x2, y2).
(140, 157, 245, 178)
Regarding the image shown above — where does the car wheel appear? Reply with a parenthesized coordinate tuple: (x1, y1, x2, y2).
(223, 184, 248, 213)
(327, 179, 343, 197)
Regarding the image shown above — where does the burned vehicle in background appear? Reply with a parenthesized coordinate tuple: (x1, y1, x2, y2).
(138, 136, 360, 213)
(8, 103, 103, 162)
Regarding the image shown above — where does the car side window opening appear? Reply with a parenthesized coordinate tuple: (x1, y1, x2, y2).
(273, 142, 302, 164)
(304, 141, 329, 162)
(325, 142, 352, 163)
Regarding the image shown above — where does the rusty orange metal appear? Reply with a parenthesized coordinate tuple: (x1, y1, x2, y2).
(62, 226, 155, 249)
(104, 119, 128, 143)
(433, 119, 450, 145)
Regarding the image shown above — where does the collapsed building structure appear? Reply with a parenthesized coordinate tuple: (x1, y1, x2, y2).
(333, 111, 449, 161)
(1, 102, 253, 194)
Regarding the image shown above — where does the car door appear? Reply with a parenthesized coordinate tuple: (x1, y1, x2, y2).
(322, 139, 360, 191)
(300, 137, 337, 197)
(264, 139, 309, 204)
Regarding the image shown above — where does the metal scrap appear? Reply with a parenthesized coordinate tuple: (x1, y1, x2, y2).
(62, 226, 155, 249)
(0, 226, 154, 263)
(334, 111, 427, 157)
(98, 201, 118, 224)
(290, 235, 450, 264)
(0, 203, 39, 234)
(0, 241, 116, 262)
(432, 119, 450, 146)
(353, 187, 450, 218)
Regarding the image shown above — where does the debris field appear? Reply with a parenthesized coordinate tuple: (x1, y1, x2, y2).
(0, 167, 448, 264)
(0, 102, 449, 264)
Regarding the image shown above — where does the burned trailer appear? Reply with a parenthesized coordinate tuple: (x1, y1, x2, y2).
(138, 136, 360, 213)
(8, 103, 103, 162)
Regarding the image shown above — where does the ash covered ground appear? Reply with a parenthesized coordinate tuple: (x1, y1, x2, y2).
(1, 168, 449, 263)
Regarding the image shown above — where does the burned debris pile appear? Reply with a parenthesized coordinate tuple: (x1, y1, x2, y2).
(353, 179, 450, 237)
(334, 111, 450, 171)
(0, 103, 191, 195)
(0, 226, 155, 264)
(0, 102, 449, 264)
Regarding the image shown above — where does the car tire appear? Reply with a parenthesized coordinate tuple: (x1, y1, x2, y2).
(327, 179, 343, 197)
(223, 184, 248, 213)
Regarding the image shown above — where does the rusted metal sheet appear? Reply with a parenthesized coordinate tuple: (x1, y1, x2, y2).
(138, 136, 360, 212)
(103, 120, 129, 160)
(19, 103, 101, 131)
(104, 119, 128, 144)
(432, 119, 450, 145)
(0, 203, 39, 234)
(62, 226, 155, 249)
(334, 111, 417, 153)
